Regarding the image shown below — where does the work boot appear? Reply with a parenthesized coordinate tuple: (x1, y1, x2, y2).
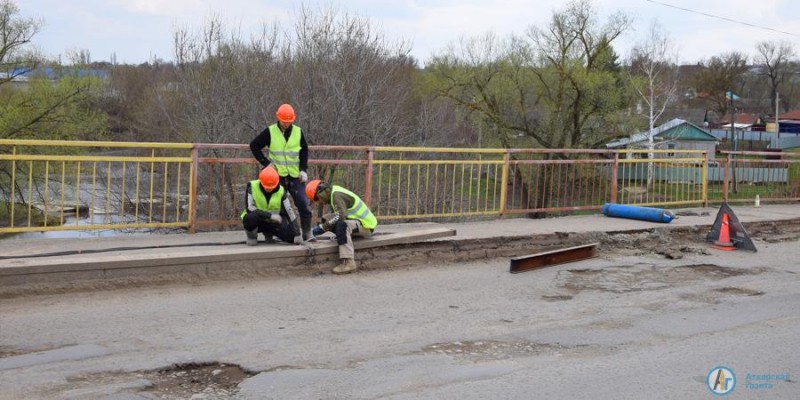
(332, 258, 357, 274)
(245, 229, 258, 246)
(301, 218, 316, 242)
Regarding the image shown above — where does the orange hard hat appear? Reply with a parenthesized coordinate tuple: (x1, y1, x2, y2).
(259, 166, 280, 191)
(276, 103, 296, 123)
(306, 179, 322, 201)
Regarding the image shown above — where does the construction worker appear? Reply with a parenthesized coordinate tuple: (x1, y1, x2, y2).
(241, 166, 303, 245)
(305, 180, 377, 274)
(249, 103, 315, 241)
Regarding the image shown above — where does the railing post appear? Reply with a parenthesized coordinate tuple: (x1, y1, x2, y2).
(9, 146, 16, 229)
(364, 147, 374, 205)
(499, 150, 510, 217)
(722, 153, 730, 204)
(188, 145, 199, 234)
(610, 152, 619, 204)
(701, 151, 708, 207)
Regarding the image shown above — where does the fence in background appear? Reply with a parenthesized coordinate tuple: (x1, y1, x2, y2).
(1, 139, 798, 234)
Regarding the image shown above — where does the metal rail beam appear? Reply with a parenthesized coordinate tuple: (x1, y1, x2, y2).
(509, 243, 599, 274)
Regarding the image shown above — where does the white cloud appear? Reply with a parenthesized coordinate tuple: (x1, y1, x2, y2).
(112, 0, 203, 15)
(17, 0, 800, 65)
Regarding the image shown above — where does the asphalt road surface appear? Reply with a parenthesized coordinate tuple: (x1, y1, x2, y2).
(1, 235, 798, 399)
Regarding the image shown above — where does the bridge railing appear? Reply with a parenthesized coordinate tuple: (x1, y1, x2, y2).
(0, 139, 194, 233)
(2, 139, 797, 234)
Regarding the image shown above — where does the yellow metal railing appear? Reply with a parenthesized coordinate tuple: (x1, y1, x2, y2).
(369, 147, 508, 220)
(0, 140, 193, 233)
(614, 149, 708, 207)
(6, 140, 796, 234)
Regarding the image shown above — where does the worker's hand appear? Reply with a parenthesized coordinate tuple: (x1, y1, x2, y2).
(300, 171, 308, 182)
(293, 235, 304, 244)
(269, 213, 282, 224)
(312, 224, 325, 236)
(254, 210, 271, 221)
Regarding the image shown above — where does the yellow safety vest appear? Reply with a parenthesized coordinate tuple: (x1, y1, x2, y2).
(240, 181, 284, 219)
(331, 185, 377, 230)
(268, 124, 301, 178)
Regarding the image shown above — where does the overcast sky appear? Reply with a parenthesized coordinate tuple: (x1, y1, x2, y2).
(18, 0, 800, 66)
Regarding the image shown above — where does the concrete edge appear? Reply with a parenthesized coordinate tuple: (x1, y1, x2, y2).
(1, 219, 795, 298)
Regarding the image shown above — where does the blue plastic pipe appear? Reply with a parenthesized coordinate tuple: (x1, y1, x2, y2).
(601, 203, 677, 223)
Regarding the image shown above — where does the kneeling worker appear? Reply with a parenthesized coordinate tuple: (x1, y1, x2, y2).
(242, 166, 303, 245)
(305, 180, 377, 274)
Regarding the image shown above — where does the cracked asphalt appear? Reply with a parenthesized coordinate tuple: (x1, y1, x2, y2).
(1, 214, 799, 399)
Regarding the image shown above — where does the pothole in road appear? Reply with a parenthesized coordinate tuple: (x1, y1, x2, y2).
(556, 264, 763, 294)
(420, 340, 588, 361)
(62, 362, 255, 399)
(141, 362, 254, 399)
(713, 286, 765, 296)
(541, 294, 574, 302)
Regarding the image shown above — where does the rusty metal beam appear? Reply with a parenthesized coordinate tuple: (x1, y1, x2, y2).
(509, 243, 599, 274)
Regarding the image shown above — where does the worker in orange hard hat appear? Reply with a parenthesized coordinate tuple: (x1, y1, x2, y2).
(249, 103, 315, 242)
(305, 179, 378, 274)
(241, 166, 302, 245)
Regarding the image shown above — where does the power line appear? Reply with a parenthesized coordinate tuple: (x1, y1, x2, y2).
(644, 0, 800, 38)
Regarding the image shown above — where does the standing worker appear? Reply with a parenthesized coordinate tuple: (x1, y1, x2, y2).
(305, 180, 378, 274)
(250, 103, 315, 241)
(241, 166, 303, 245)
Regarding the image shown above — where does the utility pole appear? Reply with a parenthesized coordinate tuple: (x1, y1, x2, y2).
(776, 91, 781, 139)
(730, 90, 738, 193)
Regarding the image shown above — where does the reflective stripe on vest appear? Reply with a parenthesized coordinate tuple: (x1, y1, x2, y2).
(330, 185, 377, 230)
(240, 181, 284, 219)
(268, 124, 301, 177)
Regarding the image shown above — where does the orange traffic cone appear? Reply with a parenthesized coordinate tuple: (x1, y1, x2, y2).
(712, 213, 736, 251)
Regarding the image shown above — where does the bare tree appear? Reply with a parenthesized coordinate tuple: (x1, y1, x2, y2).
(0, 0, 41, 83)
(105, 62, 182, 141)
(290, 4, 415, 146)
(693, 52, 749, 119)
(781, 60, 800, 112)
(166, 6, 425, 223)
(628, 21, 678, 147)
(755, 40, 796, 113)
(627, 21, 679, 185)
(170, 5, 417, 147)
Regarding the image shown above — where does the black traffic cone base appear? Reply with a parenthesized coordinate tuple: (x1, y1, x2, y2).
(705, 203, 757, 252)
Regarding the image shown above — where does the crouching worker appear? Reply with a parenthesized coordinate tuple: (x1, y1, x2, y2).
(241, 166, 303, 245)
(305, 180, 377, 274)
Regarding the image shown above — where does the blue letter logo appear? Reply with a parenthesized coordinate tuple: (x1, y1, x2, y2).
(707, 366, 736, 395)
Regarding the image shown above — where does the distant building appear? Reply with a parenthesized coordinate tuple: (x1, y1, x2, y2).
(777, 110, 800, 135)
(606, 118, 718, 159)
(3, 66, 109, 83)
(1, 66, 110, 92)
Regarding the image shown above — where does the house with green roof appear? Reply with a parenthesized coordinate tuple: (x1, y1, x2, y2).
(606, 118, 718, 160)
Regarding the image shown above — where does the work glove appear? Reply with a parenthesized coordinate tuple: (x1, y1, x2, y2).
(254, 210, 282, 224)
(293, 235, 304, 244)
(300, 171, 308, 182)
(312, 224, 325, 236)
(254, 210, 271, 221)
